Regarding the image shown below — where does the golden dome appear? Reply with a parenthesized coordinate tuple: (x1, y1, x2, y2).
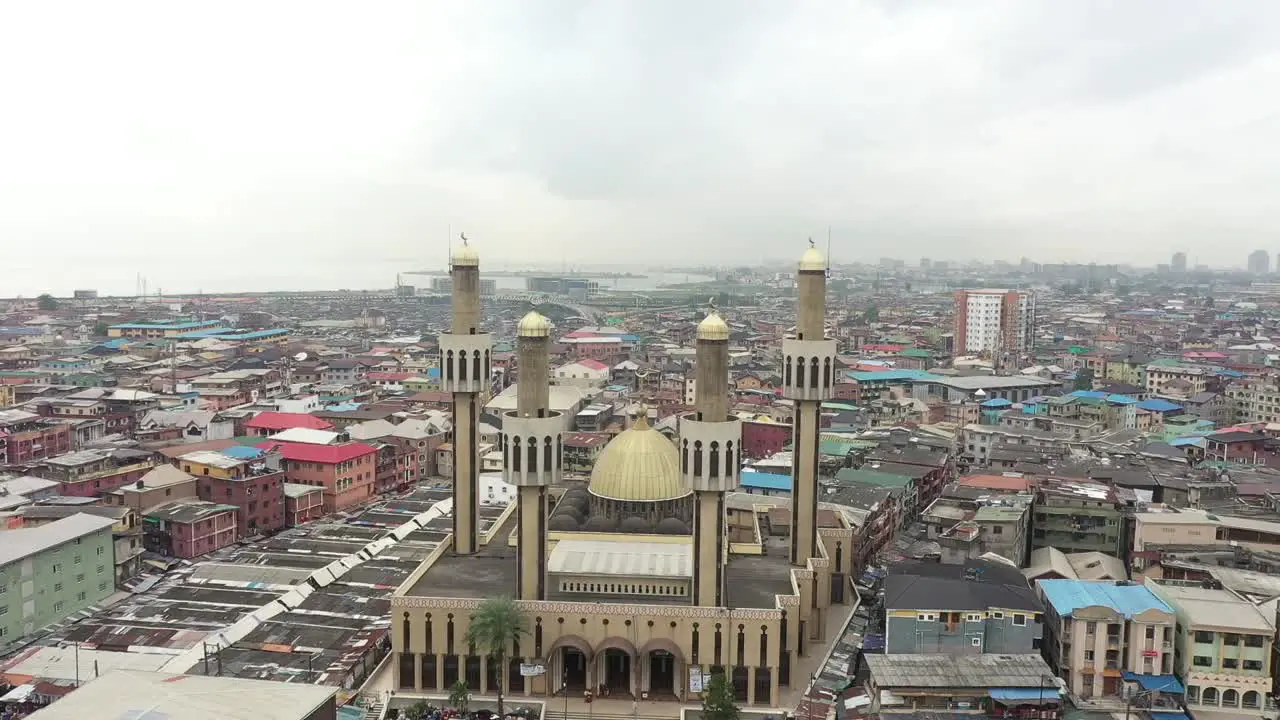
(452, 242, 480, 267)
(588, 415, 689, 502)
(799, 245, 826, 272)
(696, 310, 730, 342)
(517, 310, 552, 338)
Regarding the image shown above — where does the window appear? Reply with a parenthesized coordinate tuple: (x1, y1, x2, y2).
(1244, 634, 1265, 647)
(99, 582, 107, 592)
(53, 601, 63, 613)
(53, 582, 62, 592)
(971, 637, 981, 647)
(1145, 626, 1155, 639)
(1194, 630, 1214, 643)
(966, 613, 982, 622)
(51, 563, 62, 574)
(1223, 633, 1241, 645)
(1192, 655, 1213, 667)
(1084, 650, 1095, 662)
(75, 574, 84, 583)
(1222, 658, 1238, 669)
(1243, 659, 1263, 671)
(1086, 621, 1096, 634)
(76, 591, 85, 601)
(917, 613, 937, 622)
(1012, 614, 1027, 626)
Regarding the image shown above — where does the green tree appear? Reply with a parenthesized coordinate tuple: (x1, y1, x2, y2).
(463, 596, 527, 718)
(405, 700, 430, 720)
(701, 672, 740, 720)
(1073, 367, 1095, 392)
(863, 305, 879, 324)
(448, 680, 470, 714)
(36, 294, 57, 311)
(92, 322, 109, 337)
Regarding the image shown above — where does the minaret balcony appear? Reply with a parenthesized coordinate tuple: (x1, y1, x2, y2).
(780, 337, 837, 401)
(678, 414, 742, 493)
(438, 333, 493, 394)
(500, 412, 563, 487)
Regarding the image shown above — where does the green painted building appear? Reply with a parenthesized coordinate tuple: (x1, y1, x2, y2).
(0, 513, 116, 645)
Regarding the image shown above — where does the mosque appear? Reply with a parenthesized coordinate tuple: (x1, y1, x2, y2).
(389, 240, 857, 707)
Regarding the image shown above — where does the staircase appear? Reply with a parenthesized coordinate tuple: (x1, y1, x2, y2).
(361, 695, 385, 720)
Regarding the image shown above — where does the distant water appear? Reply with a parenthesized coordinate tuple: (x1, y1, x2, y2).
(4, 258, 715, 298)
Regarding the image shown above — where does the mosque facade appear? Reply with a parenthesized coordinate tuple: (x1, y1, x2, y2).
(389, 241, 855, 707)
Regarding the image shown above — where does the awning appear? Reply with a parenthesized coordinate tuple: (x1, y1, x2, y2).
(1122, 672, 1185, 694)
(989, 687, 1061, 703)
(0, 684, 36, 703)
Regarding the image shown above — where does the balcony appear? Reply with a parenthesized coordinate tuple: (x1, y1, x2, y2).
(1106, 636, 1121, 648)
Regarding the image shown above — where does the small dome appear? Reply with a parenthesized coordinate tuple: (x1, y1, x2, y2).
(583, 515, 618, 532)
(588, 415, 690, 503)
(798, 245, 826, 272)
(517, 310, 552, 338)
(654, 517, 691, 535)
(549, 514, 580, 532)
(552, 504, 584, 523)
(619, 517, 650, 534)
(696, 311, 730, 342)
(452, 242, 480, 267)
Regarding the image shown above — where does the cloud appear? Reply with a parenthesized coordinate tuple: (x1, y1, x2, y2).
(2, 0, 1279, 294)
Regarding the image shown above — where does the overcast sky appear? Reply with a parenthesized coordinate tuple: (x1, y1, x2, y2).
(3, 0, 1280, 290)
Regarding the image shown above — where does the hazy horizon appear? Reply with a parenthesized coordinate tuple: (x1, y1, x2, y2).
(5, 1, 1280, 294)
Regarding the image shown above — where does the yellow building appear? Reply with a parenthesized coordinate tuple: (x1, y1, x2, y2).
(0, 384, 14, 408)
(107, 319, 224, 339)
(390, 243, 850, 707)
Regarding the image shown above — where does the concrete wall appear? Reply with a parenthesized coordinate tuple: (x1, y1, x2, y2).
(886, 609, 1042, 654)
(0, 526, 115, 643)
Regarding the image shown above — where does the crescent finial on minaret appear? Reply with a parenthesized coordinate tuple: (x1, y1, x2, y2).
(460, 232, 469, 246)
(708, 296, 717, 311)
(809, 237, 815, 248)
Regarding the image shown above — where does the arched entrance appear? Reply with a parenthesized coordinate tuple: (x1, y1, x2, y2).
(640, 638, 685, 700)
(545, 635, 593, 692)
(594, 636, 638, 698)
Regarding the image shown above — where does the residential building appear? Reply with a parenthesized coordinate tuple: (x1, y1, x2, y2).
(103, 465, 198, 515)
(34, 448, 156, 497)
(953, 288, 1035, 355)
(0, 513, 117, 646)
(179, 449, 286, 537)
(1247, 249, 1270, 274)
(143, 500, 238, 559)
(1145, 580, 1273, 714)
(283, 483, 324, 526)
(1144, 363, 1208, 398)
(1032, 478, 1124, 556)
(1038, 579, 1177, 700)
(245, 411, 336, 437)
(106, 319, 224, 339)
(261, 440, 377, 513)
(0, 410, 73, 465)
(919, 492, 1032, 566)
(883, 559, 1044, 655)
(553, 359, 610, 388)
(135, 409, 234, 443)
(1170, 252, 1187, 273)
(16, 505, 144, 584)
(1203, 430, 1271, 464)
(1023, 548, 1126, 583)
(864, 654, 1061, 717)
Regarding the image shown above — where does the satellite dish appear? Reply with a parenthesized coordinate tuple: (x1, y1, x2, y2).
(294, 352, 308, 362)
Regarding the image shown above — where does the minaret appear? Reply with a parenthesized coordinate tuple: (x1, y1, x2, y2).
(679, 307, 742, 607)
(504, 310, 561, 600)
(783, 241, 835, 568)
(439, 235, 492, 555)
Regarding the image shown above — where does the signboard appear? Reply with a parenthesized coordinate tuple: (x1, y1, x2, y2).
(688, 668, 711, 693)
(520, 663, 546, 677)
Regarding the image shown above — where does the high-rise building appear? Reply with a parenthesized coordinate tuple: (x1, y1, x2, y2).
(1170, 252, 1187, 273)
(1248, 249, 1270, 275)
(953, 289, 1035, 355)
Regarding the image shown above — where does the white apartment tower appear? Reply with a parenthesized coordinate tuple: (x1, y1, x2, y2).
(954, 289, 1035, 355)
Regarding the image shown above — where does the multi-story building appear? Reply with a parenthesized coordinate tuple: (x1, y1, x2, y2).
(103, 464, 198, 514)
(1247, 249, 1271, 275)
(1032, 478, 1124, 556)
(263, 440, 377, 513)
(1038, 579, 1177, 700)
(179, 449, 286, 537)
(106, 319, 224, 339)
(883, 559, 1043, 654)
(35, 448, 156, 497)
(919, 492, 1032, 566)
(143, 500, 239, 558)
(0, 410, 73, 466)
(953, 288, 1035, 355)
(1145, 580, 1273, 715)
(1171, 252, 1187, 273)
(0, 513, 117, 645)
(17, 505, 144, 584)
(1143, 362, 1208, 398)
(283, 483, 324, 526)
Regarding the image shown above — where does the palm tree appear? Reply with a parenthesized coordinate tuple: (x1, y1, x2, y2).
(465, 596, 528, 719)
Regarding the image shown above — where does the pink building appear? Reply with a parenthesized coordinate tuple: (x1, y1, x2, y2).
(143, 499, 238, 559)
(259, 440, 377, 513)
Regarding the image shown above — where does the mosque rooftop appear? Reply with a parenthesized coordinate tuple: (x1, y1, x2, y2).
(724, 553, 798, 609)
(406, 511, 518, 598)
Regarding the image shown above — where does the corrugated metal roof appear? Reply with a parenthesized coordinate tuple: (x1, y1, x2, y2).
(0, 514, 116, 567)
(1038, 579, 1173, 618)
(547, 540, 692, 578)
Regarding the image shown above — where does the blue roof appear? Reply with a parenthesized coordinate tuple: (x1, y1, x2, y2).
(981, 398, 1013, 408)
(99, 338, 131, 349)
(175, 328, 287, 340)
(1038, 580, 1173, 618)
(740, 471, 791, 492)
(1106, 394, 1138, 405)
(989, 688, 1060, 702)
(1070, 390, 1107, 399)
(0, 327, 46, 335)
(1122, 672, 1185, 694)
(426, 367, 441, 380)
(110, 320, 218, 330)
(222, 446, 265, 460)
(1169, 437, 1205, 447)
(1138, 399, 1183, 413)
(324, 402, 362, 412)
(848, 369, 941, 383)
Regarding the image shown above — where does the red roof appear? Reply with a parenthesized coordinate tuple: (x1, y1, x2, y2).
(257, 440, 376, 464)
(573, 359, 610, 371)
(246, 412, 335, 432)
